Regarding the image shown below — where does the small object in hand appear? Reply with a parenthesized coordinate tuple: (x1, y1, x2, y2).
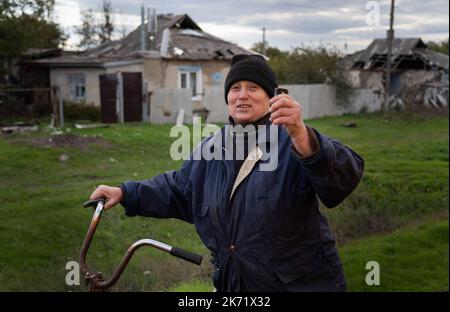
(274, 87, 289, 95)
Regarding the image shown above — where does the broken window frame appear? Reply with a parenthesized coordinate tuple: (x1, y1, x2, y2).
(68, 73, 86, 102)
(177, 67, 202, 101)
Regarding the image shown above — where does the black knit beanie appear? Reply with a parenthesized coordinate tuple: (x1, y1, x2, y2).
(224, 54, 278, 104)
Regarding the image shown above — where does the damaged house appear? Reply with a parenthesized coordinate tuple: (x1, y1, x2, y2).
(342, 37, 449, 109)
(23, 13, 252, 123)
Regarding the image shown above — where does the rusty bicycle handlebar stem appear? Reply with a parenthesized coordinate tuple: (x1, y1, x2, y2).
(79, 198, 203, 292)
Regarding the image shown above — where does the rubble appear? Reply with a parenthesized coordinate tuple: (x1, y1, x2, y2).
(1, 124, 39, 134)
(424, 85, 448, 108)
(59, 154, 70, 162)
(388, 96, 405, 109)
(74, 123, 109, 129)
(387, 82, 449, 110)
(340, 121, 358, 128)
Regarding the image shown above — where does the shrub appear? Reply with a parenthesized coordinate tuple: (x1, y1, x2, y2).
(251, 43, 354, 107)
(63, 101, 100, 121)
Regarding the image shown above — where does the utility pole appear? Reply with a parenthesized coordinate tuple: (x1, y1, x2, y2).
(384, 0, 395, 110)
(148, 8, 157, 51)
(262, 27, 266, 55)
(140, 5, 146, 51)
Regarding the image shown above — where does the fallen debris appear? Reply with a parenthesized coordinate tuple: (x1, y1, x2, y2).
(1, 125, 39, 134)
(424, 86, 448, 108)
(74, 123, 109, 129)
(340, 121, 358, 128)
(48, 114, 57, 129)
(59, 154, 70, 162)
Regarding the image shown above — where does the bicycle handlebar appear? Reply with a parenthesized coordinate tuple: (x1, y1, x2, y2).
(79, 198, 203, 292)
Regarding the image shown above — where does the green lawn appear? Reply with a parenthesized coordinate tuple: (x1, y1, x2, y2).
(308, 112, 449, 244)
(0, 111, 448, 291)
(342, 219, 449, 291)
(170, 218, 449, 292)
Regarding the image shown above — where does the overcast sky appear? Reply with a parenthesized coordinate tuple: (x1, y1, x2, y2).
(54, 0, 449, 53)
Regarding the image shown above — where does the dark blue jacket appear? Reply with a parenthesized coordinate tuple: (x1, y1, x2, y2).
(120, 123, 364, 292)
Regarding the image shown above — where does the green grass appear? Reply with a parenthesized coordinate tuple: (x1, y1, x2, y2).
(341, 219, 449, 291)
(0, 123, 208, 291)
(307, 112, 449, 244)
(169, 279, 214, 292)
(170, 218, 449, 292)
(0, 111, 448, 291)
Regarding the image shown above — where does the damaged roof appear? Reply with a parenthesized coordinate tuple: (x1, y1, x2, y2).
(31, 14, 252, 67)
(342, 37, 449, 71)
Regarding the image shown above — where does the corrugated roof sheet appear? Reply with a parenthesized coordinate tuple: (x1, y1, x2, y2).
(353, 38, 426, 63)
(342, 37, 448, 71)
(31, 14, 252, 67)
(414, 49, 449, 70)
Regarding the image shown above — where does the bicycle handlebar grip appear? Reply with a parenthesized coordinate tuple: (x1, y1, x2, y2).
(83, 197, 106, 208)
(170, 247, 203, 265)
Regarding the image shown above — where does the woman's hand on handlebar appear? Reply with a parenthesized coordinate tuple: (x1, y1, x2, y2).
(90, 185, 123, 210)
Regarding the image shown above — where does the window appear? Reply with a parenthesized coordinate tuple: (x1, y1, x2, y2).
(68, 74, 86, 102)
(178, 67, 202, 100)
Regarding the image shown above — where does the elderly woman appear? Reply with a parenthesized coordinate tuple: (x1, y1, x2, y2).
(90, 54, 364, 292)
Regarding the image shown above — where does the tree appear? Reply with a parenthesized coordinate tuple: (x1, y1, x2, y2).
(98, 0, 114, 43)
(75, 9, 98, 49)
(427, 38, 449, 55)
(251, 42, 353, 106)
(251, 42, 290, 82)
(0, 0, 65, 82)
(0, 0, 55, 19)
(75, 0, 116, 49)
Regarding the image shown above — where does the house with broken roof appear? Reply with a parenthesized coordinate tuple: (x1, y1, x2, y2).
(23, 13, 253, 123)
(341, 37, 449, 108)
